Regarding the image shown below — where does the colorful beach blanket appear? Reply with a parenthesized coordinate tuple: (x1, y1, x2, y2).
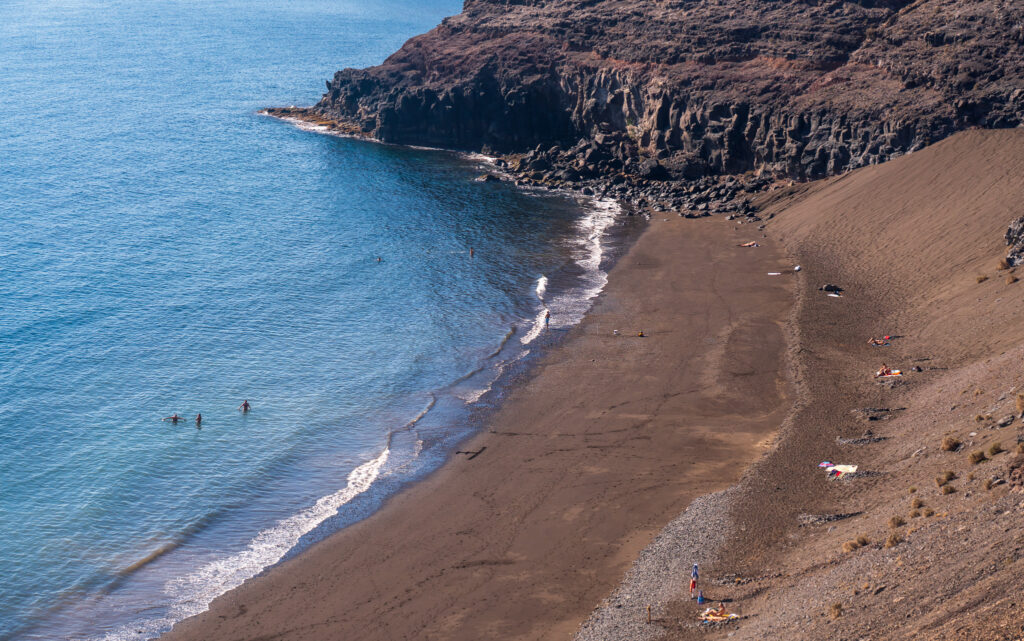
(700, 608, 740, 622)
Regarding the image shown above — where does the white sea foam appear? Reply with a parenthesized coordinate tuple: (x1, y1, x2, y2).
(573, 197, 620, 301)
(520, 275, 551, 346)
(520, 307, 549, 345)
(520, 197, 619, 343)
(96, 448, 390, 641)
(457, 386, 491, 404)
(535, 274, 548, 301)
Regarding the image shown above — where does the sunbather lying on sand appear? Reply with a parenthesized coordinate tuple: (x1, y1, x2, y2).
(867, 337, 889, 346)
(699, 603, 738, 622)
(738, 241, 759, 247)
(875, 363, 902, 377)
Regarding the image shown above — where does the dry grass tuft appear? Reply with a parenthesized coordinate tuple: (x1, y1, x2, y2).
(976, 275, 989, 283)
(941, 436, 961, 451)
(942, 485, 957, 495)
(974, 414, 985, 422)
(909, 486, 917, 493)
(911, 497, 924, 509)
(842, 540, 860, 553)
(855, 534, 871, 547)
(830, 602, 843, 619)
(884, 532, 903, 548)
(1007, 274, 1019, 285)
(888, 516, 905, 529)
(909, 509, 921, 518)
(1017, 443, 1024, 455)
(988, 442, 1004, 456)
(923, 508, 935, 517)
(984, 478, 994, 490)
(968, 450, 987, 465)
(998, 258, 1011, 271)
(1015, 393, 1024, 416)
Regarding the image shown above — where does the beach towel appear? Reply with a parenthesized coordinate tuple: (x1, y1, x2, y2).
(825, 464, 858, 479)
(700, 608, 739, 622)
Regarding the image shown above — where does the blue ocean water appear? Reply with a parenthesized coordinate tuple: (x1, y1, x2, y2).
(0, 1, 633, 639)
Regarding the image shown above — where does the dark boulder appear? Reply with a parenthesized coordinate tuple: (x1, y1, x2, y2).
(638, 158, 671, 181)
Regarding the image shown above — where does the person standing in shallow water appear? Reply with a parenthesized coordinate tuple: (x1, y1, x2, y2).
(544, 309, 550, 328)
(238, 400, 251, 413)
(195, 413, 202, 428)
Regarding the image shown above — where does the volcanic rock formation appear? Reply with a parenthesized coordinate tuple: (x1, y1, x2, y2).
(294, 0, 1023, 183)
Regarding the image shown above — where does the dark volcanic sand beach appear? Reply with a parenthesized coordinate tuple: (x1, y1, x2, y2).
(162, 215, 795, 641)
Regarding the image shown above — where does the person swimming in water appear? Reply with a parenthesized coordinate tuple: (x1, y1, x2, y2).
(238, 400, 251, 413)
(162, 413, 184, 423)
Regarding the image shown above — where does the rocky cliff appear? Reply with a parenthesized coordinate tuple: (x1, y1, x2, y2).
(282, 0, 1023, 189)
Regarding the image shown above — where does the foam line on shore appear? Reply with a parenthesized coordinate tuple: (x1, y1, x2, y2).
(169, 450, 388, 622)
(574, 198, 619, 300)
(95, 447, 390, 641)
(520, 308, 548, 345)
(536, 275, 548, 300)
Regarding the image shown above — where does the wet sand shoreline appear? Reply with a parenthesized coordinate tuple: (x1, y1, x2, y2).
(161, 214, 795, 641)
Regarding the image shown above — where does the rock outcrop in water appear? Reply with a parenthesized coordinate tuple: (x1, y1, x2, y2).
(273, 0, 1024, 191)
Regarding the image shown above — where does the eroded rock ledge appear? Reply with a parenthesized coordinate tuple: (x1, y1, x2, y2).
(271, 0, 1023, 203)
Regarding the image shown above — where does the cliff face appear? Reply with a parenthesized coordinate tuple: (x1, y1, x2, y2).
(310, 0, 1023, 182)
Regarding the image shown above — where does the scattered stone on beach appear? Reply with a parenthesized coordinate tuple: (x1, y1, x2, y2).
(798, 513, 863, 526)
(997, 414, 1016, 427)
(837, 435, 889, 445)
(573, 489, 740, 641)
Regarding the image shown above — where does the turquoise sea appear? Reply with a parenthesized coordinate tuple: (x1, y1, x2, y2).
(0, 1, 635, 639)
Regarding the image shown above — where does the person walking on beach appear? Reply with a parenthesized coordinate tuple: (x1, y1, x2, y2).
(238, 400, 251, 413)
(195, 413, 202, 428)
(690, 564, 699, 599)
(163, 413, 184, 423)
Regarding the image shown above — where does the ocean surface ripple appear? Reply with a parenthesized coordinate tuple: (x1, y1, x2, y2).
(0, 1, 633, 639)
